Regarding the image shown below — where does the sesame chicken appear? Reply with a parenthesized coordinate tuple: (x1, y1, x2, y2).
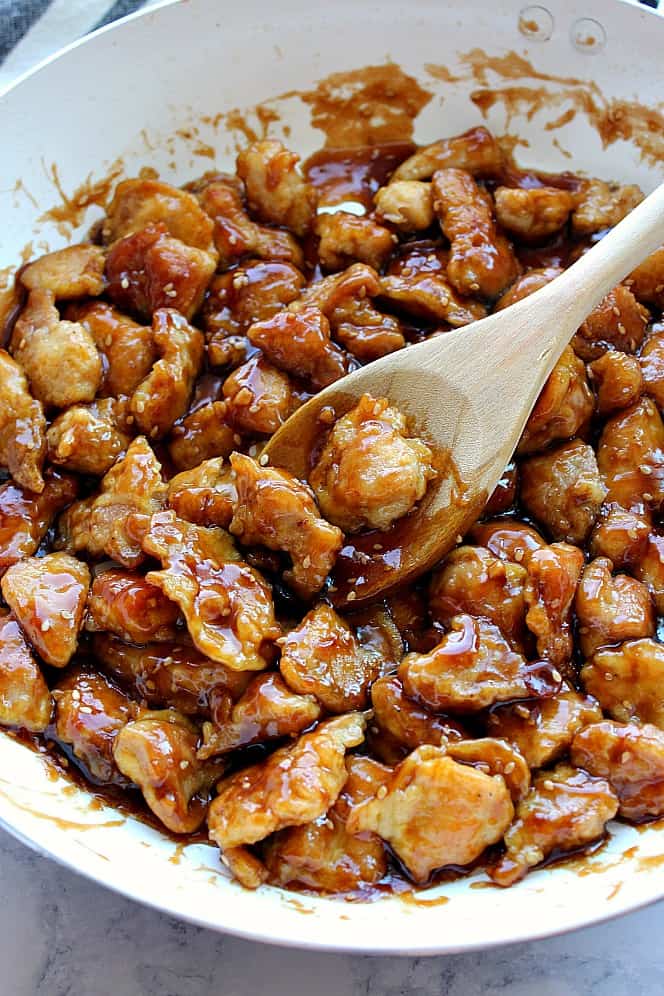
(581, 639, 664, 729)
(0, 349, 46, 492)
(0, 611, 52, 733)
(575, 558, 654, 658)
(520, 440, 606, 545)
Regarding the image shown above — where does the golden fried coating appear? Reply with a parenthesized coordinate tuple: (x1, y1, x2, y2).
(0, 349, 46, 492)
(370, 675, 466, 756)
(20, 244, 105, 299)
(589, 504, 651, 569)
(581, 639, 664, 729)
(573, 285, 648, 361)
(589, 350, 643, 415)
(634, 533, 664, 613)
(494, 186, 574, 242)
(315, 211, 395, 272)
(247, 307, 348, 389)
(639, 328, 664, 409)
(572, 178, 643, 235)
(167, 457, 236, 527)
(518, 346, 594, 455)
(495, 267, 562, 311)
(374, 180, 434, 231)
(469, 519, 546, 567)
(447, 738, 530, 802)
(520, 440, 606, 545)
(47, 397, 131, 476)
(0, 611, 52, 732)
(168, 401, 236, 471)
(103, 178, 216, 251)
(223, 356, 298, 437)
(379, 271, 486, 328)
(597, 398, 664, 515)
(236, 139, 317, 236)
(0, 471, 78, 575)
(575, 558, 654, 658)
(86, 569, 180, 643)
(393, 126, 503, 182)
(523, 543, 584, 673)
(627, 246, 664, 309)
(66, 300, 156, 398)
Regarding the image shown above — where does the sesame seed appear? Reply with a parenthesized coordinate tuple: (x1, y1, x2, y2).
(621, 751, 631, 763)
(79, 706, 93, 715)
(617, 323, 626, 335)
(135, 400, 145, 413)
(72, 690, 81, 701)
(542, 779, 555, 792)
(640, 464, 652, 475)
(622, 699, 633, 710)
(302, 555, 311, 569)
(515, 705, 530, 719)
(456, 534, 463, 544)
(604, 672, 613, 682)
(373, 544, 383, 551)
(514, 549, 524, 562)
(643, 492, 653, 502)
(41, 619, 51, 632)
(233, 434, 242, 446)
(347, 591, 357, 601)
(504, 762, 516, 774)
(121, 277, 130, 289)
(259, 453, 269, 466)
(376, 785, 388, 799)
(551, 669, 562, 683)
(179, 760, 190, 769)
(612, 306, 621, 317)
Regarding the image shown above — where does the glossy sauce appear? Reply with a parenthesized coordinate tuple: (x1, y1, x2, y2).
(304, 142, 416, 212)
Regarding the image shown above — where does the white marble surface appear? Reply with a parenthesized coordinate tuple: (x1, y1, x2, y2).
(2, 827, 663, 995)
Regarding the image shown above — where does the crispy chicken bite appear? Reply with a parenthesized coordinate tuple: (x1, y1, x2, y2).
(572, 720, 664, 821)
(494, 186, 574, 242)
(571, 178, 643, 236)
(247, 307, 348, 389)
(575, 558, 654, 658)
(310, 395, 435, 533)
(589, 504, 651, 569)
(143, 510, 279, 671)
(0, 471, 77, 575)
(167, 457, 236, 527)
(588, 350, 643, 415)
(348, 746, 514, 882)
(20, 244, 105, 299)
(374, 180, 434, 232)
(520, 440, 606, 544)
(0, 349, 46, 492)
(223, 355, 298, 437)
(573, 285, 648, 361)
(46, 397, 131, 476)
(447, 738, 530, 802)
(517, 346, 593, 455)
(1, 553, 89, 668)
(639, 327, 664, 409)
(379, 271, 486, 328)
(627, 245, 664, 309)
(634, 533, 664, 613)
(495, 267, 562, 311)
(229, 452, 343, 599)
(103, 178, 216, 251)
(392, 126, 503, 182)
(66, 300, 156, 398)
(236, 139, 317, 236)
(168, 401, 236, 471)
(581, 639, 664, 728)
(490, 764, 618, 886)
(597, 398, 664, 514)
(315, 212, 395, 272)
(86, 569, 180, 643)
(370, 675, 466, 756)
(468, 519, 546, 567)
(523, 543, 584, 674)
(0, 612, 52, 732)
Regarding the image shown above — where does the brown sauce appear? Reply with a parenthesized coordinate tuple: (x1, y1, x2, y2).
(304, 142, 415, 211)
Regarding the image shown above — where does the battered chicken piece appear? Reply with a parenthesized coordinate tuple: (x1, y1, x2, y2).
(168, 401, 236, 471)
(495, 267, 562, 311)
(575, 558, 654, 658)
(379, 271, 486, 327)
(315, 212, 395, 272)
(432, 168, 518, 298)
(207, 713, 366, 851)
(20, 244, 106, 298)
(197, 672, 321, 758)
(597, 398, 664, 514)
(374, 180, 434, 231)
(1, 553, 89, 668)
(264, 755, 390, 892)
(86, 569, 180, 643)
(0, 612, 52, 732)
(634, 533, 664, 612)
(428, 545, 528, 651)
(588, 350, 643, 415)
(247, 308, 348, 389)
(468, 519, 546, 567)
(310, 395, 435, 533)
(0, 349, 46, 492)
(347, 746, 514, 882)
(571, 720, 664, 821)
(571, 178, 643, 236)
(66, 300, 156, 398)
(523, 543, 584, 673)
(490, 764, 618, 886)
(589, 505, 651, 568)
(223, 356, 298, 437)
(229, 452, 343, 599)
(11, 289, 102, 407)
(638, 328, 664, 409)
(130, 309, 204, 438)
(392, 126, 503, 182)
(236, 139, 317, 236)
(494, 186, 574, 242)
(46, 397, 131, 476)
(573, 285, 648, 361)
(581, 639, 664, 728)
(53, 667, 135, 784)
(520, 440, 606, 544)
(57, 436, 166, 568)
(488, 684, 602, 769)
(0, 470, 78, 575)
(370, 675, 467, 753)
(517, 346, 594, 455)
(114, 710, 224, 833)
(349, 603, 405, 675)
(167, 457, 236, 527)
(143, 510, 279, 671)
(627, 245, 664, 309)
(447, 738, 530, 802)
(399, 614, 558, 713)
(103, 177, 216, 251)
(105, 222, 216, 321)
(278, 603, 380, 712)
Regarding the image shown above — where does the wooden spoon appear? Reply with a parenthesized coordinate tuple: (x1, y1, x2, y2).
(264, 183, 664, 607)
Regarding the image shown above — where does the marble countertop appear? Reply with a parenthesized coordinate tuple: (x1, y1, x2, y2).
(2, 828, 663, 995)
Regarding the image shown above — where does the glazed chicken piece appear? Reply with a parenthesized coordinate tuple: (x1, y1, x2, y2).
(392, 126, 503, 182)
(236, 139, 317, 236)
(0, 612, 52, 732)
(428, 545, 528, 652)
(597, 398, 664, 514)
(208, 713, 366, 852)
(488, 684, 603, 769)
(634, 533, 664, 612)
(197, 672, 321, 758)
(263, 755, 390, 892)
(581, 639, 664, 728)
(46, 397, 131, 476)
(379, 270, 486, 328)
(105, 222, 216, 321)
(520, 440, 606, 545)
(278, 603, 380, 712)
(130, 309, 204, 439)
(571, 178, 643, 235)
(223, 355, 298, 436)
(143, 510, 279, 671)
(85, 569, 180, 643)
(468, 519, 546, 567)
(399, 614, 559, 713)
(0, 471, 78, 575)
(310, 395, 435, 533)
(370, 675, 467, 754)
(168, 401, 236, 471)
(229, 452, 343, 599)
(490, 764, 618, 886)
(66, 300, 156, 398)
(1, 552, 90, 668)
(374, 180, 434, 232)
(347, 745, 514, 882)
(315, 212, 395, 272)
(517, 346, 594, 455)
(103, 177, 216, 251)
(523, 543, 584, 674)
(53, 667, 135, 784)
(167, 457, 236, 527)
(494, 186, 574, 242)
(627, 245, 664, 309)
(571, 720, 664, 821)
(639, 328, 664, 409)
(589, 504, 651, 569)
(589, 350, 643, 415)
(431, 168, 518, 298)
(495, 267, 562, 311)
(573, 285, 648, 361)
(0, 349, 46, 492)
(11, 289, 102, 407)
(447, 738, 531, 802)
(20, 244, 105, 298)
(247, 307, 348, 389)
(575, 557, 654, 658)
(57, 436, 166, 568)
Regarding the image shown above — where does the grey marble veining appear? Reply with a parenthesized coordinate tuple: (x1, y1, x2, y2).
(2, 829, 664, 995)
